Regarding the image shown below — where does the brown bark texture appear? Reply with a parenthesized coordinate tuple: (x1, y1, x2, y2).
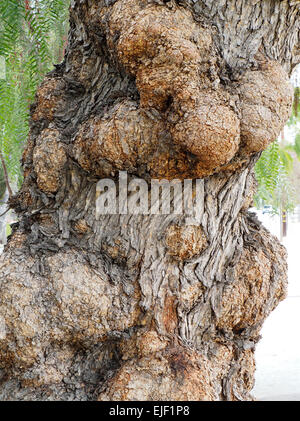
(0, 0, 299, 401)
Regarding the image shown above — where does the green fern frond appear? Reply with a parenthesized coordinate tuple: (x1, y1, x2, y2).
(0, 0, 70, 189)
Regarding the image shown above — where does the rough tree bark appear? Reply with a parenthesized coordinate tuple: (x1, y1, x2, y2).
(0, 0, 299, 401)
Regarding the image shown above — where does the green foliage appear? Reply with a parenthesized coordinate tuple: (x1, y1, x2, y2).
(0, 1, 299, 218)
(255, 139, 298, 214)
(0, 0, 70, 188)
(287, 87, 300, 127)
(294, 133, 300, 159)
(255, 82, 300, 214)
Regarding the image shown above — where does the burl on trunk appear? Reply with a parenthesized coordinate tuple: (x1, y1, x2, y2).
(0, 0, 299, 401)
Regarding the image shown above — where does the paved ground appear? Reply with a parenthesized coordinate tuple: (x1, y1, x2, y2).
(253, 211, 300, 401)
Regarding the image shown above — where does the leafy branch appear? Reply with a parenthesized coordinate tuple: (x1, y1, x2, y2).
(0, 149, 12, 198)
(0, 0, 70, 192)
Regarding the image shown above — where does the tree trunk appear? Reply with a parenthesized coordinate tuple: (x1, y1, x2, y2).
(0, 0, 299, 401)
(0, 189, 9, 252)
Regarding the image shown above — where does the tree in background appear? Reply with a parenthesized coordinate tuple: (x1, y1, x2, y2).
(0, 0, 299, 214)
(0, 0, 70, 192)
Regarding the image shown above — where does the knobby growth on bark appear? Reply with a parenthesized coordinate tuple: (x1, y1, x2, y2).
(0, 0, 299, 401)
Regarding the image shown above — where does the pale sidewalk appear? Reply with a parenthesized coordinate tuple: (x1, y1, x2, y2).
(253, 211, 300, 401)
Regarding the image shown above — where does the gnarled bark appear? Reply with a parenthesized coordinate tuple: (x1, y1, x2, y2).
(0, 0, 299, 401)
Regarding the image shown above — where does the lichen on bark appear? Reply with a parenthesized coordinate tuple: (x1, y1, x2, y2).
(0, 0, 299, 401)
